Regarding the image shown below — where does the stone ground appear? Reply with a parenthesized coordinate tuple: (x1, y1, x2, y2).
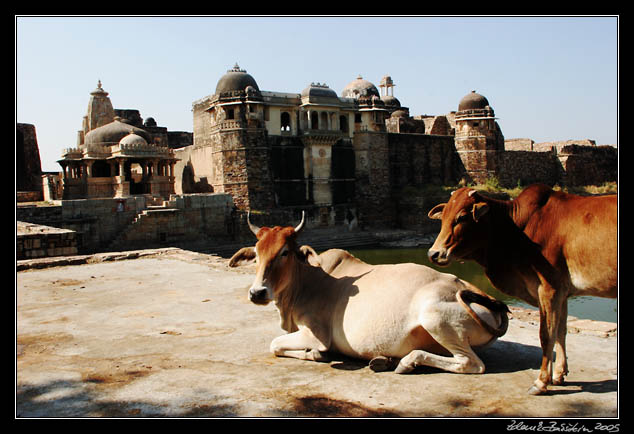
(16, 248, 619, 420)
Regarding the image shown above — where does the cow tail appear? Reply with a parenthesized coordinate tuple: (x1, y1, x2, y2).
(456, 289, 510, 338)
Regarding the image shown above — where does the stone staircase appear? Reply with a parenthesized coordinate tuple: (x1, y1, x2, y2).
(104, 194, 416, 257)
(201, 227, 380, 258)
(300, 229, 379, 251)
(107, 196, 180, 251)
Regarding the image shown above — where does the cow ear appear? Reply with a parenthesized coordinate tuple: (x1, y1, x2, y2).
(428, 204, 445, 220)
(298, 245, 321, 267)
(229, 246, 256, 267)
(471, 202, 490, 222)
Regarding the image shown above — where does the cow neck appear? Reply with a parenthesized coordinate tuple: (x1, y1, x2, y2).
(273, 252, 330, 333)
(475, 196, 536, 269)
(272, 251, 301, 333)
(474, 194, 527, 229)
(476, 195, 559, 304)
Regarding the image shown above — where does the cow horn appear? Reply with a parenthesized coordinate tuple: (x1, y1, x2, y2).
(294, 211, 306, 234)
(468, 189, 478, 197)
(247, 211, 260, 236)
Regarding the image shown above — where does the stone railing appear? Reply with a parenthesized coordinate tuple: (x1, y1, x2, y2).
(61, 147, 83, 159)
(84, 144, 111, 158)
(63, 143, 175, 159)
(211, 120, 244, 132)
(116, 143, 174, 158)
(456, 130, 487, 138)
(454, 108, 494, 120)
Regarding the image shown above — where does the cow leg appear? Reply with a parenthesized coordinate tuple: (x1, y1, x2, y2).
(529, 284, 567, 395)
(395, 316, 485, 374)
(553, 300, 569, 385)
(269, 327, 330, 362)
(395, 347, 485, 374)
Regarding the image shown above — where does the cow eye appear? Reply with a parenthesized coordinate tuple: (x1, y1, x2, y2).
(280, 250, 289, 257)
(456, 213, 469, 223)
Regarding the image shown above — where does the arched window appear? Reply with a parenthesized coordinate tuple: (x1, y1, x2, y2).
(320, 112, 328, 130)
(340, 115, 348, 133)
(281, 112, 291, 131)
(311, 111, 319, 130)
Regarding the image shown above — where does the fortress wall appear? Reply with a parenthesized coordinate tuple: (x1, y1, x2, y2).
(387, 133, 458, 188)
(496, 144, 617, 188)
(496, 151, 561, 187)
(557, 145, 618, 186)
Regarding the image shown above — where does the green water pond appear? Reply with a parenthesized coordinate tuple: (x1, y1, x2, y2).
(346, 247, 617, 323)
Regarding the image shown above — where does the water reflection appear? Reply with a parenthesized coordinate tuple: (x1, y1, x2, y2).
(346, 247, 617, 323)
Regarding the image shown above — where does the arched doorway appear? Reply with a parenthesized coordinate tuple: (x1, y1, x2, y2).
(125, 160, 147, 195)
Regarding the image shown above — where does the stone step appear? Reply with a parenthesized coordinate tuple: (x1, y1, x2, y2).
(203, 231, 379, 258)
(146, 205, 178, 211)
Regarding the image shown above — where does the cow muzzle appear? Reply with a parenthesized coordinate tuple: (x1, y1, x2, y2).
(248, 285, 272, 305)
(427, 247, 452, 266)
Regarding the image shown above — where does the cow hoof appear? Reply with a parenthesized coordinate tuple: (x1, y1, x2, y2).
(394, 362, 414, 375)
(369, 356, 398, 372)
(527, 384, 548, 395)
(310, 350, 331, 362)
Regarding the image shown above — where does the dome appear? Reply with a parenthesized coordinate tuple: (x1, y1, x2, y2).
(458, 91, 490, 111)
(301, 82, 338, 99)
(84, 118, 152, 145)
(381, 95, 401, 108)
(215, 63, 259, 94)
(342, 75, 380, 99)
(119, 132, 148, 147)
(391, 109, 408, 118)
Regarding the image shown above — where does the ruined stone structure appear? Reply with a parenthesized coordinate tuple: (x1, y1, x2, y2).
(46, 70, 615, 221)
(17, 123, 43, 202)
(15, 66, 617, 257)
(17, 193, 234, 255)
(175, 65, 616, 230)
(17, 221, 78, 260)
(181, 65, 390, 225)
(57, 81, 189, 200)
(26, 68, 615, 247)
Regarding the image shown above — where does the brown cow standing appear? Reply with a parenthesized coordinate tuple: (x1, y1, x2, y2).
(427, 184, 617, 395)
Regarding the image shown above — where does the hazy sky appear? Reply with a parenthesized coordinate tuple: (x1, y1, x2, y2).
(16, 16, 618, 172)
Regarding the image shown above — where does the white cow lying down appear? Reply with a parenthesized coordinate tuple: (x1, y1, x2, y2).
(229, 212, 509, 374)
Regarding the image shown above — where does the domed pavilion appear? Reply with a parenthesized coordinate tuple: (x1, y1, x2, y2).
(341, 75, 388, 132)
(58, 82, 178, 199)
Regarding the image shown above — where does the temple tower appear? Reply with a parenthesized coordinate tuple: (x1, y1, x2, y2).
(79, 80, 115, 146)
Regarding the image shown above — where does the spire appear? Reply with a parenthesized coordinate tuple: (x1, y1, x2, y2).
(229, 63, 246, 73)
(91, 79, 108, 96)
(85, 80, 114, 134)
